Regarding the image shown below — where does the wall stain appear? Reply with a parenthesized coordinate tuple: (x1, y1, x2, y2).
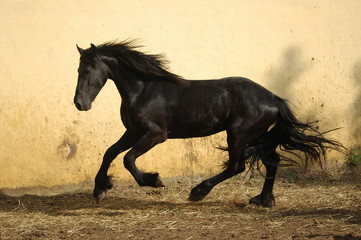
(57, 139, 77, 160)
(57, 126, 80, 161)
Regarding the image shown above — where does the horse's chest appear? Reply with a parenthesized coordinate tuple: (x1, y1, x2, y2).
(121, 99, 169, 132)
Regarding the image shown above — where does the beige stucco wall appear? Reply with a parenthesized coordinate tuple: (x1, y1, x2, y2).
(1, 0, 360, 189)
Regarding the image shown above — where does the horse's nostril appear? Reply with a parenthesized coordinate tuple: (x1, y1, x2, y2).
(75, 101, 82, 110)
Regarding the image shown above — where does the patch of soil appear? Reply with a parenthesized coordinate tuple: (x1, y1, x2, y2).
(0, 174, 361, 240)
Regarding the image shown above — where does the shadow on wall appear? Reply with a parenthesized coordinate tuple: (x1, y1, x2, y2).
(266, 45, 309, 99)
(266, 46, 325, 125)
(351, 59, 361, 148)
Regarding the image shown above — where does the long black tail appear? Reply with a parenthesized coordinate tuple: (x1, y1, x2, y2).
(222, 95, 345, 169)
(264, 96, 344, 167)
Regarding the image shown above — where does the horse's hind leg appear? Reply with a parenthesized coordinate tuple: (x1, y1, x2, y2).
(249, 150, 280, 207)
(189, 128, 258, 201)
(94, 130, 138, 203)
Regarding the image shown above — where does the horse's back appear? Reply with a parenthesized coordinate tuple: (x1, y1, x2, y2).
(168, 77, 278, 138)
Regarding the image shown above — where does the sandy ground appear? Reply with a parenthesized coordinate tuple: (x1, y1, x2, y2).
(0, 170, 360, 240)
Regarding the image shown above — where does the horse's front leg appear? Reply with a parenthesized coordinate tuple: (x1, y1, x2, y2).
(123, 131, 167, 188)
(94, 130, 138, 203)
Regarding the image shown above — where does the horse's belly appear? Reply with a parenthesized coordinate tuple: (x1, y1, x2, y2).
(168, 111, 228, 138)
(167, 82, 232, 138)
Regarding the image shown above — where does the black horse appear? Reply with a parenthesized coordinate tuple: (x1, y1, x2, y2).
(74, 40, 342, 207)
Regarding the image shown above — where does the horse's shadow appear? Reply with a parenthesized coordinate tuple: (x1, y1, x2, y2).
(0, 190, 228, 217)
(1, 189, 360, 227)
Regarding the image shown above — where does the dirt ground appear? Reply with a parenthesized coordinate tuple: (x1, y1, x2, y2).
(1, 170, 361, 240)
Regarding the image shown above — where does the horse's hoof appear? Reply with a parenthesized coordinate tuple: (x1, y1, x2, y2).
(94, 187, 107, 204)
(249, 194, 275, 208)
(96, 191, 106, 204)
(188, 185, 210, 201)
(249, 195, 262, 206)
(155, 175, 165, 187)
(188, 193, 205, 201)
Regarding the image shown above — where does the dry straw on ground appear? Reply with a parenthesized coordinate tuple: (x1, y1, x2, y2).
(0, 169, 360, 240)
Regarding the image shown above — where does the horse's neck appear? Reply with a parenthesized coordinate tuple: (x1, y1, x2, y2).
(104, 57, 144, 105)
(112, 73, 145, 105)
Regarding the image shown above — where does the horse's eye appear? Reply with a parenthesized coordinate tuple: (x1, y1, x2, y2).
(84, 69, 90, 75)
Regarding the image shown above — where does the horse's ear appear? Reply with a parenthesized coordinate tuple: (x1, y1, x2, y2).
(90, 43, 97, 54)
(76, 44, 84, 55)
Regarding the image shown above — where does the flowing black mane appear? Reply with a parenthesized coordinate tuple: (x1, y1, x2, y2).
(84, 40, 186, 85)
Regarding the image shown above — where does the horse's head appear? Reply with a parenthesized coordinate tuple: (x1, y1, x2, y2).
(74, 44, 110, 111)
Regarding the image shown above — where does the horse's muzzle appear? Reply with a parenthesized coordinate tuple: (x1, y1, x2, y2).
(74, 96, 91, 111)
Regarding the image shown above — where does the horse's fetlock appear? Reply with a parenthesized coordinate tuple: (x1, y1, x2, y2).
(141, 172, 165, 187)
